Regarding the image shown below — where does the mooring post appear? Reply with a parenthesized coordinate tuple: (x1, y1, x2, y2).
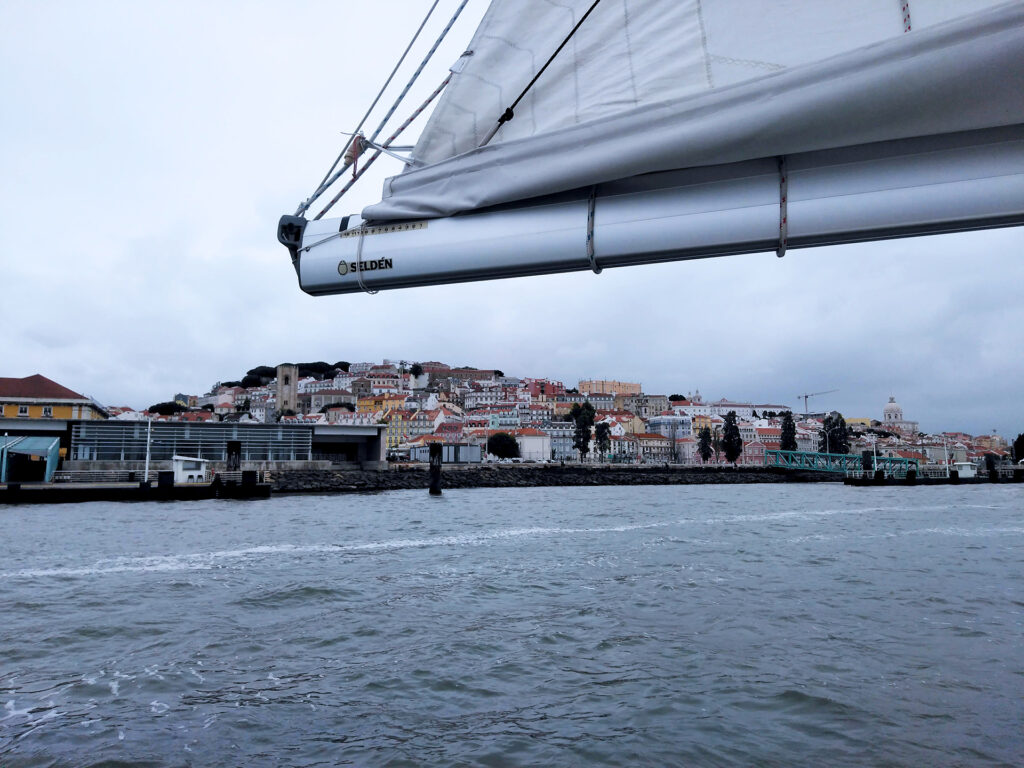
(428, 443, 443, 495)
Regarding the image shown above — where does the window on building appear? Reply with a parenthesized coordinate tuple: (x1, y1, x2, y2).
(42, 406, 53, 418)
(18, 405, 29, 417)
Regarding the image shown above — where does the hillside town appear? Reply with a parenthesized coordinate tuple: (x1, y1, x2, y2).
(31, 358, 1012, 470)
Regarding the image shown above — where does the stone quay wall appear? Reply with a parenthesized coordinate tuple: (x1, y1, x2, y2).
(271, 465, 838, 494)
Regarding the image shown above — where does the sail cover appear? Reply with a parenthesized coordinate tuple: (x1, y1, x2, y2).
(362, 0, 1024, 222)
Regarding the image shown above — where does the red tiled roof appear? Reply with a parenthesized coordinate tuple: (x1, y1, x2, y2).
(0, 374, 87, 400)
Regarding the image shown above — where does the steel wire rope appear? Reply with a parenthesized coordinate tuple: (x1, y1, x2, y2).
(297, 0, 440, 216)
(314, 74, 451, 221)
(301, 77, 453, 250)
(299, 0, 472, 218)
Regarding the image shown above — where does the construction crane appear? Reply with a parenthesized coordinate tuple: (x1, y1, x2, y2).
(797, 389, 839, 418)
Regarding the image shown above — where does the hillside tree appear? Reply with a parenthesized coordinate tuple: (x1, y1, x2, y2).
(697, 427, 713, 463)
(147, 401, 186, 416)
(780, 412, 798, 451)
(486, 432, 520, 459)
(569, 401, 597, 462)
(819, 412, 850, 454)
(722, 411, 744, 465)
(594, 422, 612, 460)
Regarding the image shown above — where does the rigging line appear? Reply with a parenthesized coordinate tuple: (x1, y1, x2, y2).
(478, 0, 604, 148)
(366, 0, 471, 147)
(315, 74, 452, 221)
(299, 0, 472, 219)
(296, 0, 441, 217)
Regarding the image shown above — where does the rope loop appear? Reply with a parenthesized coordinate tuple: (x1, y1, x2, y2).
(354, 225, 379, 295)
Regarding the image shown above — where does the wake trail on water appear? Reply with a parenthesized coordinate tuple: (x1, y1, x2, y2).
(0, 502, 1008, 580)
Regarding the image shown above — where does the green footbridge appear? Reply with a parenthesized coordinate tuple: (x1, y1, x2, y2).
(764, 450, 918, 475)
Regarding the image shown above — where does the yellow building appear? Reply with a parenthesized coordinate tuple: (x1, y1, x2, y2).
(845, 417, 873, 429)
(579, 379, 642, 396)
(691, 414, 713, 434)
(383, 409, 414, 450)
(0, 374, 107, 421)
(357, 393, 408, 413)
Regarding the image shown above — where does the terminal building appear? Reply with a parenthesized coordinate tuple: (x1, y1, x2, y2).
(1, 373, 388, 478)
(67, 421, 385, 471)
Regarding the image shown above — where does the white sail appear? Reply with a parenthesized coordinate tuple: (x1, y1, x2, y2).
(367, 0, 1023, 220)
(282, 0, 1024, 295)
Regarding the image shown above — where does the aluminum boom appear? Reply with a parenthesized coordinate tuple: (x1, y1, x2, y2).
(279, 126, 1024, 295)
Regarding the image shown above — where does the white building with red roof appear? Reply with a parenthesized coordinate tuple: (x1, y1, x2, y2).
(510, 427, 551, 461)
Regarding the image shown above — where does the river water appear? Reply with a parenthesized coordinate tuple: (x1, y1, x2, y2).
(1, 484, 1022, 766)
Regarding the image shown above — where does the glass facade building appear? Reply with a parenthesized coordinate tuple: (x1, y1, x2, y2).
(71, 422, 312, 462)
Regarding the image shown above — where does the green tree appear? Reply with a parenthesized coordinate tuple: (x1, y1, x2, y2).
(410, 363, 424, 378)
(298, 361, 333, 379)
(668, 394, 686, 402)
(147, 401, 185, 416)
(569, 402, 597, 462)
(712, 427, 722, 462)
(1012, 432, 1024, 463)
(697, 427, 713, 463)
(594, 422, 612, 460)
(819, 412, 850, 454)
(780, 411, 798, 451)
(722, 411, 743, 465)
(487, 432, 520, 459)
(333, 361, 351, 372)
(247, 365, 277, 381)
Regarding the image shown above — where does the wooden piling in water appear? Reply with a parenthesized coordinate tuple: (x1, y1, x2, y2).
(428, 443, 443, 495)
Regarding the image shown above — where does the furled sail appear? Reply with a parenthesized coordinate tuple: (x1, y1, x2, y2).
(281, 0, 1024, 295)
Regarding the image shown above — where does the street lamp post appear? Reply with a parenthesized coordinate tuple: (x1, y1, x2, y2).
(143, 417, 153, 483)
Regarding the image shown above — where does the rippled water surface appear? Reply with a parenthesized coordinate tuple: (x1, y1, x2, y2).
(2, 484, 1022, 766)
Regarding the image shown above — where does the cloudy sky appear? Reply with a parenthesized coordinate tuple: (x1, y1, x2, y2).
(2, 1, 1021, 437)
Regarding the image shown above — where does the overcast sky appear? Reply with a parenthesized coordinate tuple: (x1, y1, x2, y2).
(2, 1, 1021, 437)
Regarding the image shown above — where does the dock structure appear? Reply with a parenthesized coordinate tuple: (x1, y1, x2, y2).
(0, 472, 272, 504)
(764, 449, 917, 476)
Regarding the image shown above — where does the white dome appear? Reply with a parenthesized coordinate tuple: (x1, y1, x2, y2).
(884, 396, 903, 419)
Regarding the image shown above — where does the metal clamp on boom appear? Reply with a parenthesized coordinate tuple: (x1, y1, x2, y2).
(586, 186, 601, 274)
(776, 156, 788, 258)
